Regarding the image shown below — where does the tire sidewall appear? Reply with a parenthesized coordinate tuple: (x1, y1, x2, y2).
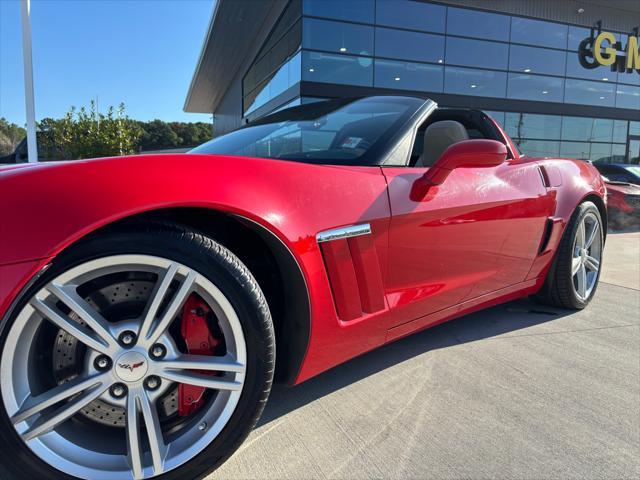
(563, 202, 604, 309)
(0, 226, 275, 480)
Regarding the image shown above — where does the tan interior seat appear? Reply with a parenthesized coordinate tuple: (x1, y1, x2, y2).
(416, 120, 469, 167)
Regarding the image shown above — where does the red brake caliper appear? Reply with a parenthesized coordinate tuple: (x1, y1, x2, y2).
(178, 294, 222, 416)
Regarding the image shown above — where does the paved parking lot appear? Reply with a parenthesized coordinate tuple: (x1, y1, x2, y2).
(211, 232, 640, 480)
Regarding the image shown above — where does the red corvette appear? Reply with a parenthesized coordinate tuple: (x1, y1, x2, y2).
(0, 97, 606, 479)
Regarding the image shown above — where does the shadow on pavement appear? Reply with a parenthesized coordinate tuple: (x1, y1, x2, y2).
(258, 297, 572, 428)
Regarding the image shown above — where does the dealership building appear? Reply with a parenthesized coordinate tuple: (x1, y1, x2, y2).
(184, 0, 640, 163)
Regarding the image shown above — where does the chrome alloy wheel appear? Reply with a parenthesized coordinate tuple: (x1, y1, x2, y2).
(1, 255, 247, 480)
(571, 212, 602, 301)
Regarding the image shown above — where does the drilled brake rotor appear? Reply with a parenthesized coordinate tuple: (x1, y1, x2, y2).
(52, 279, 179, 427)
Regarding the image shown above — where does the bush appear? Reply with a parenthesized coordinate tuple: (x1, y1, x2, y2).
(38, 102, 141, 160)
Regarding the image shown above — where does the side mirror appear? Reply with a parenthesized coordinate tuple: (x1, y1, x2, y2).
(422, 139, 508, 186)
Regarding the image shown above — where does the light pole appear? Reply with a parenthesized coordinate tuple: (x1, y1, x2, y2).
(20, 0, 38, 163)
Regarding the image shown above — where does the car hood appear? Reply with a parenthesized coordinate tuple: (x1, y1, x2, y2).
(0, 161, 64, 178)
(0, 163, 39, 173)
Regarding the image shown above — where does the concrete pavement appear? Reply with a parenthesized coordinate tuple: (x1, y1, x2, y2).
(210, 232, 640, 480)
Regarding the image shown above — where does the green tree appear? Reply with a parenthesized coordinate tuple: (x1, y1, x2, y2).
(138, 119, 180, 150)
(0, 118, 26, 156)
(169, 121, 212, 147)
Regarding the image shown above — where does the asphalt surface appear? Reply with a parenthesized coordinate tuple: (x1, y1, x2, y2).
(210, 231, 640, 480)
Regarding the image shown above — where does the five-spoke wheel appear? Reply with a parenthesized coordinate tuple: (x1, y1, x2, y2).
(571, 211, 602, 302)
(0, 225, 274, 480)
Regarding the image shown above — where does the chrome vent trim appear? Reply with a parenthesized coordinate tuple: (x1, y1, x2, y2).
(316, 223, 371, 243)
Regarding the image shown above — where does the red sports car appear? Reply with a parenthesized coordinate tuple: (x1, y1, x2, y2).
(0, 97, 606, 480)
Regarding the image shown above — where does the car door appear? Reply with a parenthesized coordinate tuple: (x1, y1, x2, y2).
(381, 142, 551, 328)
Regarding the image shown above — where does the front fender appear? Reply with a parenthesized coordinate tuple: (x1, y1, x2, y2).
(0, 154, 392, 383)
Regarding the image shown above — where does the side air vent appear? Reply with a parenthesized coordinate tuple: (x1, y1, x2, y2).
(538, 218, 554, 254)
(538, 166, 551, 188)
(317, 224, 386, 321)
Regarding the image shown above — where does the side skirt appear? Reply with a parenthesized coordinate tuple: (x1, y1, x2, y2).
(386, 278, 541, 343)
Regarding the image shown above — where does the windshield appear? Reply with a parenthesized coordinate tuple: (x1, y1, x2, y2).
(190, 97, 424, 165)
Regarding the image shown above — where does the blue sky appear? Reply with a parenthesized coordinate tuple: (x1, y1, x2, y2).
(0, 0, 214, 126)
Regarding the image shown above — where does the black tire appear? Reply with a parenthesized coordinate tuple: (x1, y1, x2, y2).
(0, 222, 275, 480)
(536, 201, 604, 310)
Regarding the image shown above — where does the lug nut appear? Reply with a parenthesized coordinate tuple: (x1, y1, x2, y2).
(149, 344, 167, 359)
(119, 331, 137, 347)
(144, 376, 161, 391)
(94, 355, 112, 372)
(110, 383, 127, 399)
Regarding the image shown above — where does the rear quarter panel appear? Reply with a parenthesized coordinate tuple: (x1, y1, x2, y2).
(525, 157, 606, 281)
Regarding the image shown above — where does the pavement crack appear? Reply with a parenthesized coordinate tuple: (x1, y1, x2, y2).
(489, 323, 638, 340)
(599, 281, 640, 292)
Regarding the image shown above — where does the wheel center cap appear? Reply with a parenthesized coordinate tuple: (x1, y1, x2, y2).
(115, 351, 148, 382)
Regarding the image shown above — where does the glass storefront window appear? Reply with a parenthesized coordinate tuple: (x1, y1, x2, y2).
(446, 7, 510, 42)
(444, 67, 507, 98)
(567, 26, 591, 52)
(564, 78, 615, 107)
(258, 0, 302, 58)
(477, 111, 632, 163)
(303, 18, 373, 56)
(611, 143, 627, 163)
(630, 122, 640, 136)
(561, 117, 613, 142)
(511, 17, 568, 49)
(507, 74, 564, 102)
(618, 72, 640, 86)
(518, 140, 560, 157)
(589, 143, 612, 163)
(302, 51, 373, 86)
(504, 113, 562, 140)
(303, 0, 374, 23)
(243, 2, 302, 116)
(509, 45, 566, 76)
(446, 37, 508, 70)
(282, 1, 638, 147)
(374, 60, 443, 92)
(560, 141, 590, 160)
(628, 140, 640, 164)
(244, 52, 301, 115)
(615, 84, 640, 110)
(565, 52, 617, 82)
(375, 28, 444, 63)
(613, 120, 629, 143)
(517, 140, 560, 158)
(376, 0, 445, 33)
(484, 111, 505, 127)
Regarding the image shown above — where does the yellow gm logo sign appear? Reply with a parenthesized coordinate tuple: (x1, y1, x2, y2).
(579, 31, 640, 73)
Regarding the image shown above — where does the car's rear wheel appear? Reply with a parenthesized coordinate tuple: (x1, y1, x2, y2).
(537, 201, 604, 309)
(0, 224, 275, 479)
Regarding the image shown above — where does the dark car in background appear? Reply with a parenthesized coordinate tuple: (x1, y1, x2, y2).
(603, 180, 640, 230)
(594, 164, 640, 230)
(595, 163, 640, 186)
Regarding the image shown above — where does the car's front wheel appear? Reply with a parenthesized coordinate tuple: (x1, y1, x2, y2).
(0, 224, 275, 479)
